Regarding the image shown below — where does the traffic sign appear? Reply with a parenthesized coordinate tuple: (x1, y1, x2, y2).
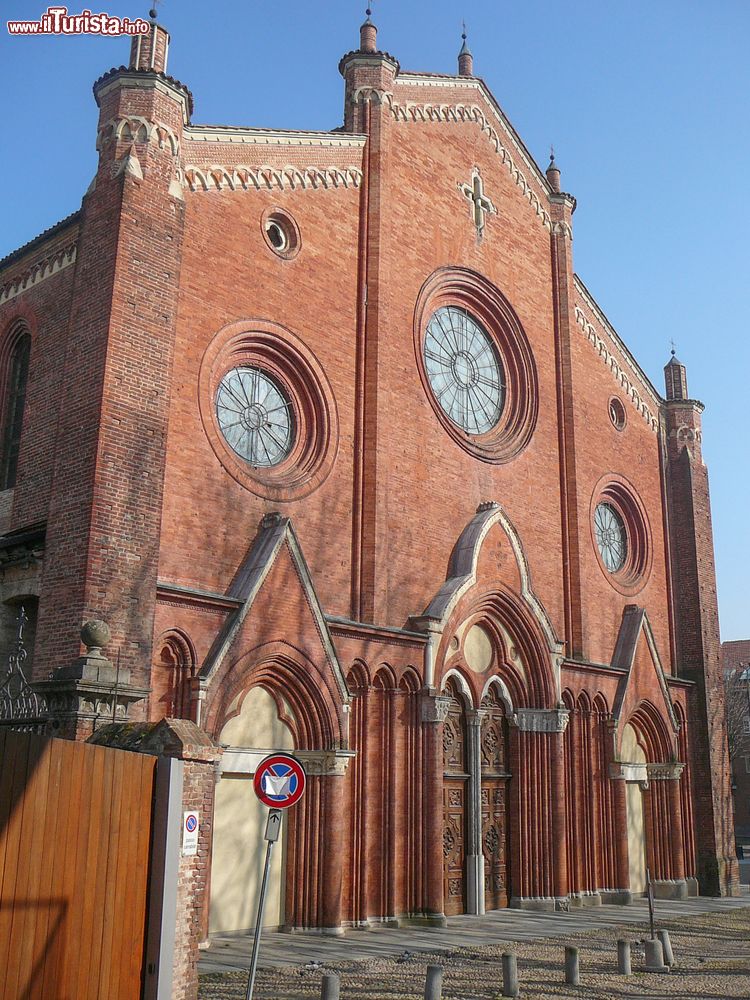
(182, 811, 199, 856)
(253, 753, 306, 810)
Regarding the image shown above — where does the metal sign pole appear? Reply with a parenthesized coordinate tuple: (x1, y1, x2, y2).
(245, 809, 282, 1000)
(646, 866, 655, 939)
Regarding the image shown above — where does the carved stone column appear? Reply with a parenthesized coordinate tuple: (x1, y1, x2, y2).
(466, 707, 487, 915)
(420, 688, 450, 926)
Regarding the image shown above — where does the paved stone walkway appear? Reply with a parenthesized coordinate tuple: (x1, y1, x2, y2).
(200, 887, 750, 974)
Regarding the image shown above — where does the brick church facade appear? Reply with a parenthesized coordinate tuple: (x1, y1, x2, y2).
(0, 15, 738, 931)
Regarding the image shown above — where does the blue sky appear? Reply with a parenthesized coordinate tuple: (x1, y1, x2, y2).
(1, 1, 748, 641)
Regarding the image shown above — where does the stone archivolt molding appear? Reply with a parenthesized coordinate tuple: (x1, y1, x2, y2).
(96, 115, 180, 156)
(0, 242, 77, 306)
(574, 303, 659, 433)
(184, 165, 363, 193)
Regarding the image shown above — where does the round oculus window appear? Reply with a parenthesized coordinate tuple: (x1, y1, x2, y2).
(423, 306, 504, 434)
(216, 366, 294, 467)
(594, 502, 627, 573)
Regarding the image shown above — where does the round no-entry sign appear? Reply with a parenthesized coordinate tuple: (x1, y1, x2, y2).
(253, 753, 306, 809)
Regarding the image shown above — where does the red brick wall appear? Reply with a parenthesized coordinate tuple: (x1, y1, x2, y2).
(0, 221, 79, 543)
(34, 72, 187, 687)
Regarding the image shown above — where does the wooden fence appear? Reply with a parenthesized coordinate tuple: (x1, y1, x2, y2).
(0, 729, 156, 999)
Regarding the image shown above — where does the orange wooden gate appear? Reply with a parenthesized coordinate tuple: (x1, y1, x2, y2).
(0, 729, 156, 1000)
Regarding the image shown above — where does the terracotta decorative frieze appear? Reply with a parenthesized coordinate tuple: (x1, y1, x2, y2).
(184, 165, 362, 193)
(96, 115, 181, 156)
(0, 243, 77, 306)
(574, 296, 660, 433)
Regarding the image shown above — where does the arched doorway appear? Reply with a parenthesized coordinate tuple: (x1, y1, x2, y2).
(210, 685, 294, 934)
(441, 675, 513, 914)
(480, 685, 511, 909)
(442, 677, 469, 916)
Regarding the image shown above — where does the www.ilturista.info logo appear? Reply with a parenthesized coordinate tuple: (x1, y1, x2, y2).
(8, 6, 150, 35)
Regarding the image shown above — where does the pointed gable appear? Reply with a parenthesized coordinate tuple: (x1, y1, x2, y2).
(611, 605, 678, 753)
(199, 513, 350, 710)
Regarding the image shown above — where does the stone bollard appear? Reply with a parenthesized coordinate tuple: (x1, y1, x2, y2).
(564, 945, 580, 986)
(657, 929, 674, 967)
(321, 972, 340, 1000)
(617, 939, 632, 975)
(644, 937, 668, 973)
(501, 952, 519, 998)
(424, 964, 443, 1000)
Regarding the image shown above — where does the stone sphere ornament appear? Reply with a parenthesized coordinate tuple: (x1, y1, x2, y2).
(81, 619, 111, 653)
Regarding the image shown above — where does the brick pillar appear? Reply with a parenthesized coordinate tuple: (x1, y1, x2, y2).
(550, 729, 569, 902)
(294, 749, 356, 934)
(320, 773, 345, 931)
(89, 720, 221, 1000)
(663, 387, 738, 895)
(548, 182, 584, 658)
(339, 35, 399, 623)
(668, 776, 686, 881)
(611, 776, 631, 898)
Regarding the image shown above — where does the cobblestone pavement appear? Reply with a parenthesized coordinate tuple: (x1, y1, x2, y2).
(199, 894, 750, 999)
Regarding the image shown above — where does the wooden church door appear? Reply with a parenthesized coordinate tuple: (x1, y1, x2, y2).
(442, 679, 468, 915)
(480, 688, 511, 908)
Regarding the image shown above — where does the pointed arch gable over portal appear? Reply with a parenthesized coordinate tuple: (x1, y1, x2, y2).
(198, 512, 350, 744)
(415, 501, 564, 707)
(610, 605, 679, 759)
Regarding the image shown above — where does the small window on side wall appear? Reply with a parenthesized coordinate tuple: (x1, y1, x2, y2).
(0, 330, 31, 490)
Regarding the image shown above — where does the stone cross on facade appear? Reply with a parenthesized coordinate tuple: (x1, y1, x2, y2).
(458, 168, 497, 235)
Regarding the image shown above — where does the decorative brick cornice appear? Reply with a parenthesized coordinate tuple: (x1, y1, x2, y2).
(0, 242, 77, 306)
(574, 295, 660, 433)
(184, 165, 363, 193)
(184, 125, 366, 149)
(93, 66, 193, 119)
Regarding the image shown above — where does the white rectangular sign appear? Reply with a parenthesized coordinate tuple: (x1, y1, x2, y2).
(183, 810, 199, 856)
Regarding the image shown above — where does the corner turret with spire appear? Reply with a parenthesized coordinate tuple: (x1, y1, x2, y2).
(458, 24, 473, 77)
(339, 6, 400, 133)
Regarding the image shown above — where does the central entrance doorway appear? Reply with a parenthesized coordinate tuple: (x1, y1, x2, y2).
(442, 677, 512, 914)
(442, 679, 469, 915)
(480, 686, 511, 909)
